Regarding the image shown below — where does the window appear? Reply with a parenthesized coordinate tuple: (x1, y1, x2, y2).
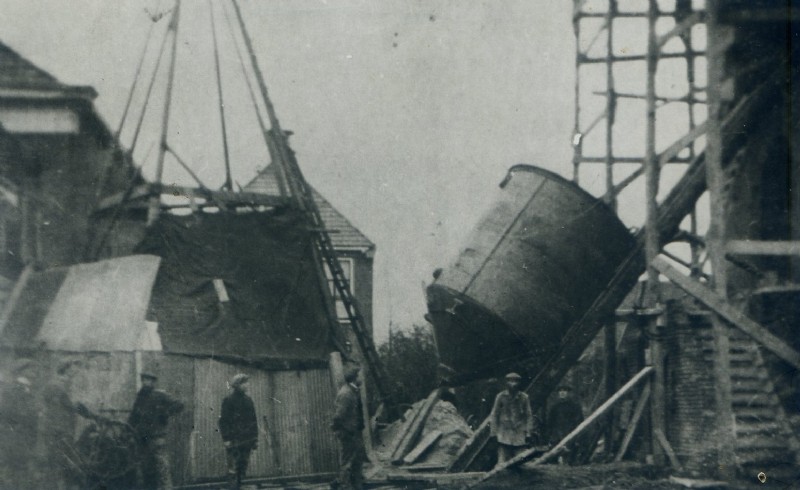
(324, 257, 354, 321)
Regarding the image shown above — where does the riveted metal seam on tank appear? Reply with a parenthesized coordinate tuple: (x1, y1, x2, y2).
(461, 173, 548, 296)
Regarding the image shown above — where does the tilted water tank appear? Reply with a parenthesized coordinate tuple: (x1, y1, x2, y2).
(426, 165, 636, 383)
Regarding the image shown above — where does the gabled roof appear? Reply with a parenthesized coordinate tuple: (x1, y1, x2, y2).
(0, 40, 96, 98)
(244, 165, 374, 252)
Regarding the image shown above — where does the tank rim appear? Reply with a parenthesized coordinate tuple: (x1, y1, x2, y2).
(502, 163, 621, 219)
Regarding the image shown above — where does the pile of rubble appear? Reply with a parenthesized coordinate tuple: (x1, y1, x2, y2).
(376, 392, 473, 469)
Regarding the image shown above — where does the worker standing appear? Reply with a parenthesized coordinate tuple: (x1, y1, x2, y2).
(218, 373, 258, 490)
(0, 358, 38, 490)
(331, 365, 365, 490)
(39, 360, 91, 490)
(128, 371, 184, 490)
(489, 372, 535, 467)
(547, 384, 584, 465)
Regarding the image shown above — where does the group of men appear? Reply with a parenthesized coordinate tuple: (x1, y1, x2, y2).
(0, 359, 92, 490)
(2, 359, 581, 489)
(489, 372, 584, 467)
(129, 370, 259, 490)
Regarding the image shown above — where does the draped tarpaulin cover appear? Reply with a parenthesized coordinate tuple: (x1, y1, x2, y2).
(135, 210, 338, 361)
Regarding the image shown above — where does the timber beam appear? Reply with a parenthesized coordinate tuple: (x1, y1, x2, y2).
(96, 183, 291, 211)
(652, 256, 800, 370)
(726, 240, 800, 256)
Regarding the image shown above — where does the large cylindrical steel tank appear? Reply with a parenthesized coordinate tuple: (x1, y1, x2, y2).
(426, 164, 636, 383)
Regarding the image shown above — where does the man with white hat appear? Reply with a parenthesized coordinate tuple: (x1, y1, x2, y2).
(219, 373, 258, 490)
(489, 372, 535, 467)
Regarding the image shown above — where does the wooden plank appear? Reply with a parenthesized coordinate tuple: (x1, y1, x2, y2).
(726, 240, 800, 256)
(468, 367, 654, 488)
(652, 257, 800, 369)
(720, 7, 800, 23)
(614, 382, 651, 462)
(658, 121, 708, 167)
(359, 369, 376, 461)
(656, 11, 705, 48)
(97, 183, 291, 211)
(386, 471, 484, 483)
(668, 476, 730, 489)
(390, 389, 440, 463)
(328, 352, 344, 388)
(0, 266, 32, 337)
(403, 430, 442, 465)
(405, 462, 447, 473)
(654, 428, 684, 471)
(98, 185, 151, 209)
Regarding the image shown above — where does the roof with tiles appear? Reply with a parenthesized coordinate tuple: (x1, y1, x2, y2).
(0, 40, 95, 96)
(244, 164, 374, 252)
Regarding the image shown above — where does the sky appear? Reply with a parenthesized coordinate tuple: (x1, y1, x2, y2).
(0, 1, 702, 344)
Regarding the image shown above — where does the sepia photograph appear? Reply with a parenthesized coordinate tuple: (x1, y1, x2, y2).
(0, 0, 797, 489)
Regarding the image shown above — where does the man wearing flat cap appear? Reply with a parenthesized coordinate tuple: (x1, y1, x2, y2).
(547, 384, 583, 465)
(40, 360, 91, 490)
(219, 373, 258, 490)
(489, 372, 535, 467)
(0, 358, 38, 489)
(331, 365, 365, 490)
(128, 371, 184, 489)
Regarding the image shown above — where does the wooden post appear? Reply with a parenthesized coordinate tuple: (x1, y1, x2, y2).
(0, 266, 32, 336)
(604, 322, 617, 455)
(615, 381, 651, 462)
(704, 1, 738, 478)
(358, 370, 377, 461)
(147, 0, 181, 226)
(329, 351, 345, 388)
(645, 0, 666, 466)
(604, 0, 617, 211)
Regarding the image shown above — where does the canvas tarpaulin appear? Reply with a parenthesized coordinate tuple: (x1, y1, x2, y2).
(0, 255, 161, 351)
(135, 210, 338, 361)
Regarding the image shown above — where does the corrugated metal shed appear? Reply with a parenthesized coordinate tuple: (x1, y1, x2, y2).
(190, 358, 338, 479)
(244, 165, 374, 251)
(1, 255, 161, 351)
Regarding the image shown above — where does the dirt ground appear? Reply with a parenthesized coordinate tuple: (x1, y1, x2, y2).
(433, 462, 798, 490)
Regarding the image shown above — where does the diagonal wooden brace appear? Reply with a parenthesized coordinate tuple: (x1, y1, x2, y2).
(652, 256, 800, 370)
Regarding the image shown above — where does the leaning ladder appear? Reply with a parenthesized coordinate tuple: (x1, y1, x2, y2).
(229, 0, 393, 409)
(273, 131, 393, 409)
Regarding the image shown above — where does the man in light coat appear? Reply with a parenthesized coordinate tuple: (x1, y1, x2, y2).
(331, 365, 365, 490)
(489, 372, 535, 467)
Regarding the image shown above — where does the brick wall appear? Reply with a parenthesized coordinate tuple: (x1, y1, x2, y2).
(665, 315, 719, 476)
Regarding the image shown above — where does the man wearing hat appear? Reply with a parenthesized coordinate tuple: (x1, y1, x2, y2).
(219, 373, 258, 490)
(128, 371, 184, 489)
(547, 384, 583, 464)
(331, 365, 365, 490)
(489, 372, 535, 467)
(39, 360, 91, 490)
(0, 358, 38, 489)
